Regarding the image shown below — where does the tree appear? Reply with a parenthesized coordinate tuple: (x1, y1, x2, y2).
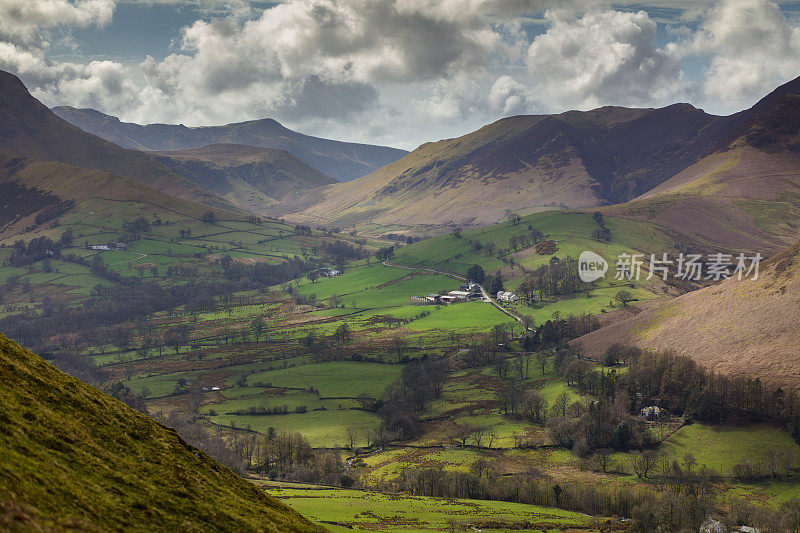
(306, 271, 318, 283)
(346, 427, 358, 451)
(201, 211, 217, 223)
(535, 351, 548, 375)
(250, 317, 265, 341)
(466, 264, 485, 284)
(451, 227, 462, 238)
(391, 335, 407, 362)
(614, 289, 634, 307)
(507, 212, 521, 225)
(334, 322, 351, 345)
(631, 450, 660, 479)
(454, 424, 478, 447)
(551, 392, 569, 418)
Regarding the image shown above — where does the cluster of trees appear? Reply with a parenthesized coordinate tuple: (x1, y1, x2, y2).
(381, 233, 417, 244)
(34, 199, 74, 226)
(319, 239, 367, 268)
(294, 224, 312, 235)
(122, 217, 150, 235)
(516, 256, 589, 301)
(374, 246, 395, 262)
(591, 211, 611, 241)
(550, 345, 800, 449)
(385, 465, 723, 532)
(7, 236, 61, 267)
(376, 358, 448, 440)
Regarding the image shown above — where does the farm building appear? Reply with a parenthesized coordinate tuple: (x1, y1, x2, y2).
(321, 268, 340, 277)
(440, 290, 475, 304)
(459, 282, 481, 294)
(411, 294, 439, 304)
(640, 406, 662, 420)
(113, 242, 128, 250)
(90, 244, 110, 251)
(497, 291, 519, 302)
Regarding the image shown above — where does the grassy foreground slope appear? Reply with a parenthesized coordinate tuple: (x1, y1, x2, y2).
(0, 333, 324, 533)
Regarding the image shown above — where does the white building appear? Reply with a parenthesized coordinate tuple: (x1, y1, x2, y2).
(497, 291, 519, 302)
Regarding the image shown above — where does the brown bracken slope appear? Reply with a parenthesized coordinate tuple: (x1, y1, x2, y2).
(576, 240, 800, 392)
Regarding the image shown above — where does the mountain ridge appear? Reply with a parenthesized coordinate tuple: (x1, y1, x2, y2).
(0, 71, 234, 212)
(149, 143, 337, 216)
(52, 106, 408, 181)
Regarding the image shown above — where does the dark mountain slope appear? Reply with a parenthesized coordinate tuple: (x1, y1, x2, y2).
(608, 75, 800, 255)
(289, 102, 732, 227)
(150, 144, 336, 215)
(0, 333, 324, 532)
(52, 106, 408, 181)
(0, 70, 232, 211)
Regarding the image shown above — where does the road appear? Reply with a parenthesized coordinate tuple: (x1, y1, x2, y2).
(383, 259, 530, 330)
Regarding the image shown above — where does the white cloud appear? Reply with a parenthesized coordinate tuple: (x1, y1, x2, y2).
(488, 75, 534, 115)
(526, 8, 685, 110)
(691, 0, 800, 110)
(2, 0, 800, 148)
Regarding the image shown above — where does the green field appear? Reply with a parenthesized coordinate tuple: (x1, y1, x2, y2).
(210, 409, 381, 447)
(241, 362, 404, 398)
(270, 486, 607, 532)
(664, 423, 800, 475)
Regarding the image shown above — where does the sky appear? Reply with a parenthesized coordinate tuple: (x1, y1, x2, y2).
(2, 0, 800, 150)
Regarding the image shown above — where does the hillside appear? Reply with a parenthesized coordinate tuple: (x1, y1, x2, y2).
(575, 240, 800, 392)
(287, 102, 740, 227)
(150, 144, 336, 215)
(0, 333, 323, 532)
(607, 76, 800, 255)
(0, 154, 239, 242)
(52, 107, 408, 181)
(0, 70, 231, 211)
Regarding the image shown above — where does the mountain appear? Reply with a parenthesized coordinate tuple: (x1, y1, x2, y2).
(0, 71, 232, 211)
(0, 333, 322, 532)
(52, 106, 408, 181)
(607, 76, 800, 255)
(575, 240, 800, 393)
(287, 102, 738, 227)
(149, 144, 336, 216)
(289, 76, 800, 238)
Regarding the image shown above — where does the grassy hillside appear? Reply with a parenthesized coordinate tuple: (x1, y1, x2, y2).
(150, 144, 336, 215)
(576, 240, 800, 392)
(0, 154, 242, 244)
(0, 70, 231, 210)
(0, 333, 323, 532)
(52, 106, 408, 181)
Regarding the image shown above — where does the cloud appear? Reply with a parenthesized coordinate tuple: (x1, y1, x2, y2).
(117, 0, 533, 126)
(690, 0, 800, 110)
(488, 75, 534, 116)
(3, 0, 800, 149)
(526, 8, 685, 109)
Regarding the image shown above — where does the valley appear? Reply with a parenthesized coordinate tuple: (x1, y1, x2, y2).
(3, 66, 800, 532)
